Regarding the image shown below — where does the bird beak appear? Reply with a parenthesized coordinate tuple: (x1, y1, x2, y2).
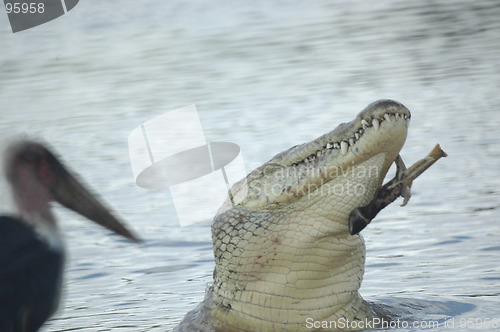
(46, 153, 140, 243)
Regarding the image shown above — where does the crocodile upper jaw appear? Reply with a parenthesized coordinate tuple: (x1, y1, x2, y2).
(229, 100, 410, 210)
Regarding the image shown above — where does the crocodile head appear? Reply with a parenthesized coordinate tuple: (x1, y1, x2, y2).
(230, 99, 410, 212)
(206, 100, 410, 331)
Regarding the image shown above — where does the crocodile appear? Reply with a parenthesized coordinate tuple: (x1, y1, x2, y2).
(174, 100, 411, 331)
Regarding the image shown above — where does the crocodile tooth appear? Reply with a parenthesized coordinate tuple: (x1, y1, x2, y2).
(361, 119, 370, 129)
(326, 143, 333, 149)
(355, 132, 360, 140)
(349, 138, 355, 146)
(340, 141, 348, 155)
(403, 114, 408, 120)
(395, 113, 400, 120)
(384, 114, 391, 122)
(334, 143, 340, 149)
(372, 118, 380, 131)
(317, 150, 322, 157)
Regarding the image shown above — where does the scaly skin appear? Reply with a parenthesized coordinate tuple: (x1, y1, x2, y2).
(174, 100, 411, 332)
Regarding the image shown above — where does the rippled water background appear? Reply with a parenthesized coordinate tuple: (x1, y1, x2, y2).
(1, 1, 500, 331)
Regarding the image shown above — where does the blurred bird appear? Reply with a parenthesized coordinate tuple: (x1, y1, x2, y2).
(0, 140, 139, 332)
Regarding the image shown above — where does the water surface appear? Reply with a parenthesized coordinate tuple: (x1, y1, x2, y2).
(1, 1, 500, 331)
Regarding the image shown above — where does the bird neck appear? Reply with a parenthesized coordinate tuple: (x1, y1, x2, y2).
(19, 209, 64, 250)
(10, 163, 57, 226)
(16, 199, 56, 226)
(12, 186, 63, 250)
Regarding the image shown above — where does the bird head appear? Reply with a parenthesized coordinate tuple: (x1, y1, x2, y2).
(3, 140, 140, 242)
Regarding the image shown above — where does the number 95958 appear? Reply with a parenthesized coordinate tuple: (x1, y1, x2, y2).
(5, 2, 45, 14)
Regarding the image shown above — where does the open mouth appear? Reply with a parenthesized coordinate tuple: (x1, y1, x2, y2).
(291, 108, 411, 167)
(232, 100, 412, 208)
